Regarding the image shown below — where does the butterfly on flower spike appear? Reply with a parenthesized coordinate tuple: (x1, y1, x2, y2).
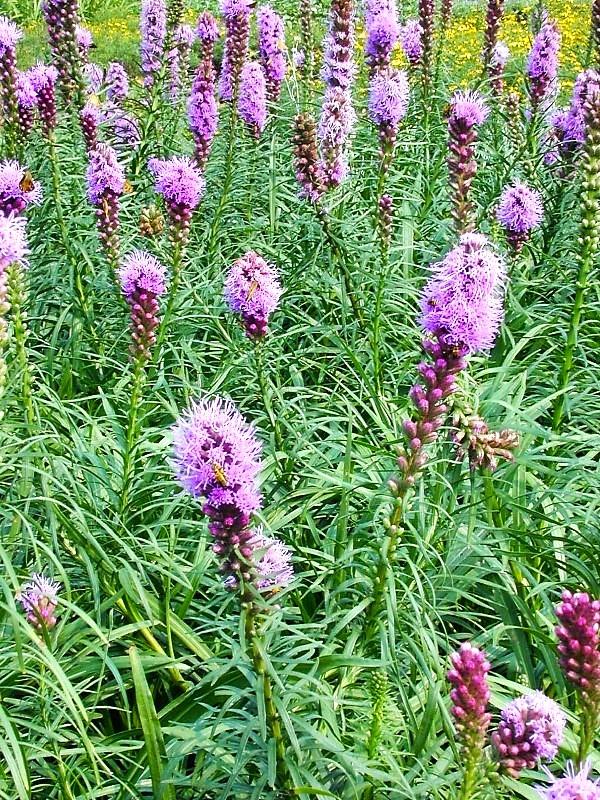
(246, 279, 260, 302)
(19, 171, 35, 193)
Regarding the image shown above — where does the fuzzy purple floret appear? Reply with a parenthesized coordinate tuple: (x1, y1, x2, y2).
(526, 21, 560, 109)
(82, 61, 103, 93)
(238, 61, 268, 137)
(140, 0, 167, 87)
(218, 0, 252, 101)
(450, 89, 489, 126)
(0, 214, 28, 269)
(369, 67, 409, 128)
(224, 250, 282, 337)
(16, 70, 36, 108)
(318, 85, 356, 187)
(536, 762, 600, 800)
(17, 573, 60, 630)
(119, 249, 167, 299)
(257, 5, 286, 101)
(249, 528, 294, 589)
(75, 24, 93, 55)
(496, 182, 543, 234)
(0, 159, 42, 216)
(0, 15, 23, 55)
(148, 155, 205, 211)
(86, 143, 125, 205)
(557, 70, 600, 148)
(106, 61, 129, 101)
(321, 0, 356, 90)
(197, 10, 220, 42)
(366, 11, 400, 68)
(399, 18, 423, 64)
(420, 233, 506, 353)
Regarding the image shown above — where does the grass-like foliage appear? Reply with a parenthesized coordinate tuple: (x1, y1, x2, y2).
(0, 0, 599, 799)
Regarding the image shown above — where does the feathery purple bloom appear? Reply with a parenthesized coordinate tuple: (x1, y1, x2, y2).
(140, 0, 167, 87)
(366, 10, 399, 71)
(556, 70, 600, 153)
(168, 23, 195, 101)
(188, 54, 218, 169)
(238, 61, 268, 138)
(80, 100, 100, 151)
(0, 160, 42, 217)
(106, 61, 129, 102)
(318, 85, 356, 188)
(496, 182, 543, 251)
(250, 529, 294, 590)
(0, 16, 22, 55)
(257, 5, 286, 102)
(17, 573, 60, 630)
(196, 10, 219, 46)
(536, 762, 600, 800)
(224, 250, 282, 338)
(119, 250, 167, 359)
(450, 89, 489, 126)
(83, 61, 103, 94)
(218, 0, 252, 101)
(75, 24, 93, 58)
(399, 19, 423, 66)
(526, 20, 560, 113)
(86, 144, 125, 205)
(420, 233, 506, 353)
(41, 0, 85, 104)
(369, 67, 409, 129)
(29, 62, 58, 134)
(448, 643, 491, 752)
(491, 691, 566, 777)
(0, 214, 28, 270)
(15, 70, 36, 141)
(149, 156, 205, 226)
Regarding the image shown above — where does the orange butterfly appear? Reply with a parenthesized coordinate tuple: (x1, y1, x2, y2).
(19, 171, 35, 192)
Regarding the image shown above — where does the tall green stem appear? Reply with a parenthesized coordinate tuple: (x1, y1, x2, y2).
(119, 355, 146, 516)
(208, 108, 239, 257)
(7, 263, 34, 427)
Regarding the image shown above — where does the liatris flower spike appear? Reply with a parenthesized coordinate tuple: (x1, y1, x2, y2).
(535, 762, 600, 800)
(481, 0, 504, 72)
(76, 24, 93, 60)
(172, 396, 263, 585)
(257, 5, 286, 102)
(418, 0, 435, 85)
(369, 67, 409, 173)
(318, 86, 356, 188)
(168, 23, 195, 101)
(321, 0, 356, 91)
(196, 10, 220, 60)
(86, 143, 125, 266)
(140, 0, 167, 88)
(491, 691, 566, 777)
(238, 61, 268, 139)
(17, 573, 60, 631)
(148, 156, 204, 242)
(0, 160, 42, 217)
(293, 112, 324, 203)
(0, 15, 24, 151)
(29, 63, 58, 135)
(218, 0, 252, 102)
(399, 19, 423, 67)
(554, 70, 600, 157)
(224, 251, 283, 339)
(118, 250, 167, 361)
(526, 20, 560, 115)
(188, 58, 218, 169)
(496, 182, 544, 253)
(448, 644, 491, 768)
(15, 71, 37, 145)
(447, 90, 489, 233)
(365, 0, 400, 72)
(248, 528, 294, 592)
(80, 101, 101, 151)
(106, 61, 129, 102)
(41, 0, 85, 105)
(489, 41, 509, 95)
(0, 215, 27, 407)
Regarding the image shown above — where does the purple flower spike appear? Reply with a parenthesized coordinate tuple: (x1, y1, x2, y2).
(369, 66, 409, 132)
(238, 61, 268, 139)
(421, 233, 506, 353)
(224, 250, 283, 339)
(218, 0, 252, 102)
(106, 62, 129, 102)
(172, 396, 263, 584)
(0, 214, 28, 269)
(489, 40, 509, 94)
(29, 63, 58, 135)
(80, 101, 100, 151)
(0, 16, 23, 146)
(249, 528, 294, 591)
(149, 156, 204, 239)
(86, 143, 125, 264)
(293, 112, 324, 203)
(75, 24, 93, 60)
(188, 51, 218, 169)
(0, 160, 42, 217)
(168, 23, 195, 101)
(257, 5, 286, 102)
(536, 762, 600, 800)
(399, 19, 423, 66)
(318, 85, 356, 188)
(140, 0, 167, 88)
(41, 0, 85, 104)
(365, 4, 399, 72)
(0, 15, 22, 55)
(448, 643, 492, 752)
(491, 691, 566, 777)
(119, 249, 167, 360)
(556, 70, 600, 157)
(15, 71, 37, 144)
(418, 0, 435, 83)
(197, 10, 220, 48)
(555, 591, 600, 717)
(321, 0, 356, 91)
(527, 20, 560, 114)
(17, 573, 60, 630)
(496, 182, 543, 252)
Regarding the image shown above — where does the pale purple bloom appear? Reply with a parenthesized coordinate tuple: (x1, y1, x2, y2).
(75, 24, 93, 57)
(420, 233, 506, 353)
(257, 5, 286, 102)
(224, 250, 283, 338)
(536, 762, 600, 800)
(0, 160, 42, 217)
(140, 0, 167, 87)
(17, 573, 60, 630)
(447, 643, 491, 750)
(238, 61, 268, 138)
(366, 11, 399, 70)
(491, 692, 566, 776)
(556, 70, 600, 151)
(0, 16, 22, 56)
(83, 61, 103, 94)
(15, 70, 36, 139)
(188, 56, 218, 168)
(29, 62, 58, 133)
(318, 85, 356, 187)
(496, 182, 543, 251)
(321, 0, 356, 90)
(450, 89, 489, 126)
(0, 214, 28, 269)
(86, 144, 125, 205)
(399, 19, 423, 65)
(218, 0, 252, 101)
(249, 528, 294, 590)
(293, 47, 305, 69)
(368, 67, 409, 129)
(196, 10, 219, 44)
(106, 61, 129, 101)
(527, 21, 560, 112)
(492, 41, 509, 69)
(119, 249, 167, 358)
(149, 155, 205, 215)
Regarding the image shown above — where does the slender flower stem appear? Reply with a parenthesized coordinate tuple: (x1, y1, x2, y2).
(255, 341, 291, 486)
(7, 262, 34, 427)
(156, 238, 183, 354)
(318, 211, 364, 326)
(208, 107, 239, 257)
(119, 355, 146, 516)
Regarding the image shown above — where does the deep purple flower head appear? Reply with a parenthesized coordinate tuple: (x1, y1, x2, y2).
(86, 144, 125, 205)
(140, 0, 167, 87)
(526, 21, 560, 110)
(224, 250, 283, 338)
(75, 24, 93, 56)
(80, 100, 101, 150)
(0, 160, 42, 217)
(197, 10, 220, 43)
(188, 58, 218, 168)
(172, 395, 262, 515)
(83, 62, 104, 94)
(16, 573, 60, 630)
(257, 5, 286, 101)
(238, 61, 268, 138)
(399, 19, 423, 65)
(119, 249, 167, 300)
(449, 89, 490, 127)
(220, 0, 253, 20)
(106, 61, 129, 101)
(366, 11, 400, 68)
(148, 155, 205, 212)
(28, 62, 58, 132)
(496, 182, 544, 242)
(249, 528, 294, 590)
(0, 214, 28, 270)
(491, 691, 566, 777)
(420, 233, 506, 353)
(447, 643, 491, 751)
(0, 15, 22, 56)
(555, 590, 600, 708)
(368, 67, 409, 129)
(536, 762, 600, 800)
(29, 62, 59, 95)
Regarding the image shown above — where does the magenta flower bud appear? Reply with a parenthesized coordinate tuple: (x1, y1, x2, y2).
(491, 692, 566, 777)
(496, 182, 544, 252)
(29, 62, 58, 135)
(481, 0, 504, 73)
(224, 250, 282, 339)
(555, 591, 600, 719)
(403, 420, 417, 438)
(79, 101, 100, 151)
(448, 643, 491, 755)
(17, 573, 60, 630)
